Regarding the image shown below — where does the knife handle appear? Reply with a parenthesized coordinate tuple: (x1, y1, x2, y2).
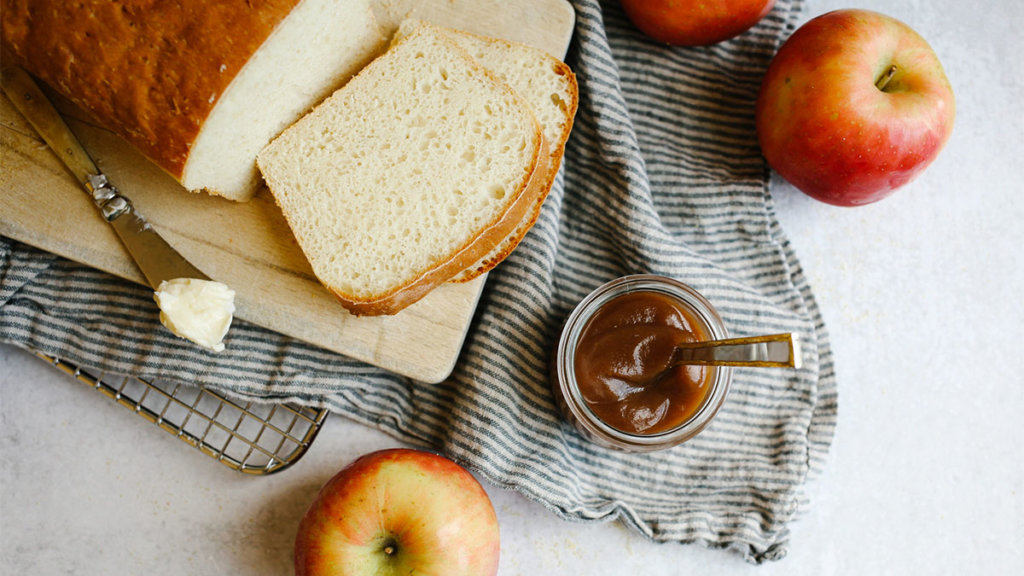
(0, 66, 100, 188)
(4, 67, 129, 222)
(2, 66, 212, 289)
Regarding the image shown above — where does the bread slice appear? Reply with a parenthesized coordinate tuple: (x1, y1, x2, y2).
(257, 24, 548, 316)
(398, 22, 579, 282)
(1, 0, 385, 202)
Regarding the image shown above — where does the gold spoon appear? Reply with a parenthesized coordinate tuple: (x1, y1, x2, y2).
(669, 333, 801, 369)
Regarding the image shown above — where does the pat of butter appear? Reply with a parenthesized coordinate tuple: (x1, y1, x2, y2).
(153, 278, 236, 352)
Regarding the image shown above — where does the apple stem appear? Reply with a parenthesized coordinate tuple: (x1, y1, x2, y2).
(383, 544, 396, 556)
(875, 65, 897, 91)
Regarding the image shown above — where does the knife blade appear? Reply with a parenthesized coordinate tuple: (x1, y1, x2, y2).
(0, 66, 209, 288)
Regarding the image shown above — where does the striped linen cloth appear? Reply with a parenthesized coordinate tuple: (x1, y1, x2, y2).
(0, 0, 836, 563)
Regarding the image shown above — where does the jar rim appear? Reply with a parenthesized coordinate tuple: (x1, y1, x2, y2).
(555, 275, 733, 450)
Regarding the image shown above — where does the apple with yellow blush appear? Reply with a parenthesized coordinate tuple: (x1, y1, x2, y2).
(294, 448, 500, 576)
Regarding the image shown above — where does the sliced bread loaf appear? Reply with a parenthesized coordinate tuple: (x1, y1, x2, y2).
(397, 22, 579, 282)
(1, 0, 385, 202)
(256, 24, 548, 316)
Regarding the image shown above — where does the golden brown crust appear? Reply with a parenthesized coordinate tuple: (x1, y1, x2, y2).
(0, 0, 299, 178)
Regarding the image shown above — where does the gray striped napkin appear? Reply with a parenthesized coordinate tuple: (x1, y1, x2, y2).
(0, 0, 836, 563)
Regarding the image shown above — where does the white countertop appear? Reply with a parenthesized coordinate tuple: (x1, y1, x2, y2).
(2, 0, 1021, 573)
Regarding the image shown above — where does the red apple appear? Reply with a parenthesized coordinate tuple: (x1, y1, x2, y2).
(620, 0, 776, 46)
(294, 448, 500, 576)
(756, 9, 956, 206)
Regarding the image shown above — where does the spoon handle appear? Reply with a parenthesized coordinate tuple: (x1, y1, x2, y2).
(671, 333, 801, 369)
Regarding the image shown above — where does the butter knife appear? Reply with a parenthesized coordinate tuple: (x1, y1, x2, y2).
(1, 66, 209, 288)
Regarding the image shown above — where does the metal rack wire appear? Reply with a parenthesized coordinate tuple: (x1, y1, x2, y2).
(36, 352, 328, 475)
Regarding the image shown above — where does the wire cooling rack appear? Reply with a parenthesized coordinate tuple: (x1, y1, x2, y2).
(35, 352, 328, 475)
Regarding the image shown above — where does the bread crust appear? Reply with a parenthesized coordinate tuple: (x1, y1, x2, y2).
(0, 0, 298, 180)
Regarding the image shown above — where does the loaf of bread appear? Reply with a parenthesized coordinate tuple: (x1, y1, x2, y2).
(257, 23, 549, 316)
(398, 21, 578, 282)
(0, 0, 385, 202)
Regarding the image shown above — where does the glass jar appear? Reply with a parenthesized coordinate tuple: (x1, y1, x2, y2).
(551, 275, 732, 451)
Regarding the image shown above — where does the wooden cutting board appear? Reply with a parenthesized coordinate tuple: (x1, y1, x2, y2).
(0, 0, 575, 383)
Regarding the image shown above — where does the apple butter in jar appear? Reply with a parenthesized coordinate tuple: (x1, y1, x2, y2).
(551, 275, 732, 451)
